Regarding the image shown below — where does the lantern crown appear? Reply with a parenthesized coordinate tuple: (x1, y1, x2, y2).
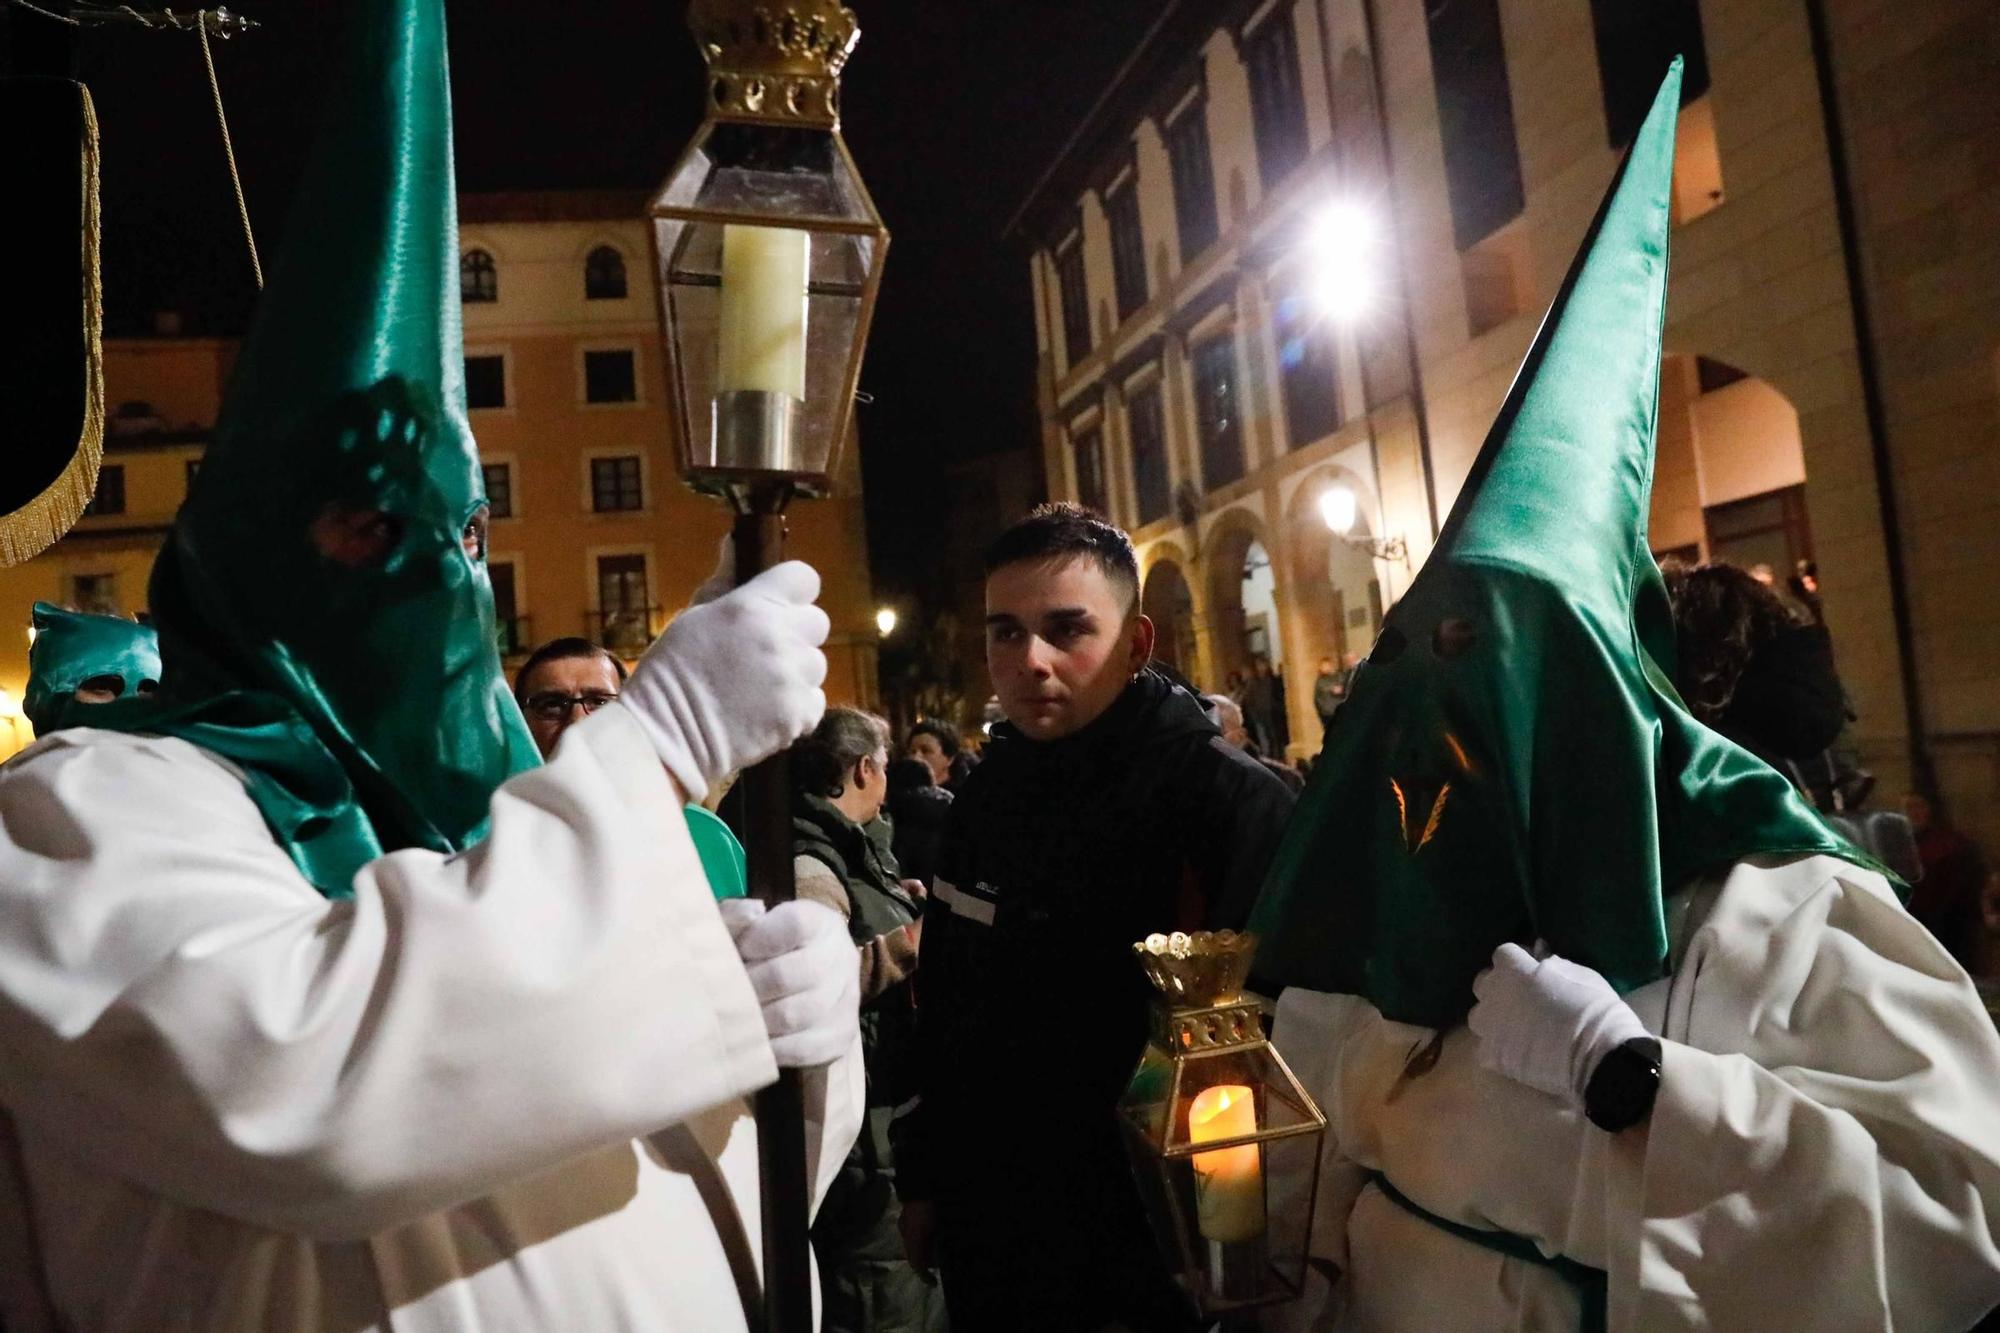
(689, 0, 860, 127)
(1135, 931, 1257, 1008)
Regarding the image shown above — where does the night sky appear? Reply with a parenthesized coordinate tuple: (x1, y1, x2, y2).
(48, 0, 1169, 605)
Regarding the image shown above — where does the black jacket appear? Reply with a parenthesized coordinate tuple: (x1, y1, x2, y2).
(892, 670, 1295, 1327)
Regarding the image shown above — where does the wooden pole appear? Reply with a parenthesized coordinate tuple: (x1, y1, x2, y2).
(731, 495, 813, 1333)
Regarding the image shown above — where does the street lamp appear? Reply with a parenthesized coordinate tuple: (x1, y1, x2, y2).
(1302, 200, 1379, 324)
(1318, 483, 1405, 563)
(875, 606, 896, 637)
(646, 5, 888, 1330)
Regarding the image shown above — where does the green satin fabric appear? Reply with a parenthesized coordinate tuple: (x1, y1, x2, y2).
(24, 602, 161, 736)
(1249, 63, 1872, 1029)
(87, 0, 538, 898)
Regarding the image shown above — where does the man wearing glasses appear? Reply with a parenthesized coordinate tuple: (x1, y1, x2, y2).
(514, 636, 628, 760)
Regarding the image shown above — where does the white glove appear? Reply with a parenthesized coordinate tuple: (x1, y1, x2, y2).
(720, 898, 860, 1069)
(1467, 942, 1649, 1106)
(620, 561, 829, 802)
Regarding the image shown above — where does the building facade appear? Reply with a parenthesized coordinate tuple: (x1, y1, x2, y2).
(1013, 0, 2000, 842)
(0, 190, 881, 759)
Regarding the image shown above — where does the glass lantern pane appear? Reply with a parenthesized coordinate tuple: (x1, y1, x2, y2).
(653, 122, 878, 229)
(1161, 1044, 1323, 1156)
(654, 215, 877, 486)
(1121, 1121, 1322, 1317)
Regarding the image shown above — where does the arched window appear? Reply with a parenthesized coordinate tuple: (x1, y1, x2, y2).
(584, 246, 628, 301)
(460, 249, 497, 303)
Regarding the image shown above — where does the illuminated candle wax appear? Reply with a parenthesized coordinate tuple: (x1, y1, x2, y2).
(1188, 1083, 1265, 1243)
(718, 224, 810, 400)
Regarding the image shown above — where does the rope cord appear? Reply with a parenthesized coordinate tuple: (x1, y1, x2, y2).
(195, 15, 261, 288)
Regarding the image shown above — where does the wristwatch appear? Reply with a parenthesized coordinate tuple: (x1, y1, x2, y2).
(1583, 1036, 1662, 1133)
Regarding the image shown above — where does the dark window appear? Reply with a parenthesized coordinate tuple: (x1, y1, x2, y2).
(1106, 182, 1148, 320)
(1276, 298, 1341, 447)
(69, 573, 116, 616)
(1589, 0, 1710, 148)
(1696, 354, 1746, 394)
(584, 245, 628, 300)
(490, 561, 526, 656)
(1425, 0, 1527, 250)
(1191, 336, 1244, 490)
(584, 348, 638, 404)
(590, 456, 644, 512)
(1055, 239, 1091, 368)
(465, 354, 507, 410)
(1073, 427, 1107, 515)
(596, 554, 651, 654)
(1165, 100, 1219, 262)
(460, 249, 497, 303)
(1128, 381, 1171, 526)
(1244, 13, 1311, 187)
(82, 464, 125, 517)
(482, 462, 513, 519)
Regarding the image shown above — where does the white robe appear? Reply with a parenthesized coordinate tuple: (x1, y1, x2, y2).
(1266, 854, 2000, 1332)
(0, 704, 863, 1332)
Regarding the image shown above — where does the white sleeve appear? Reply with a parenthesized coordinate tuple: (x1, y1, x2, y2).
(0, 704, 778, 1242)
(1603, 856, 2000, 1331)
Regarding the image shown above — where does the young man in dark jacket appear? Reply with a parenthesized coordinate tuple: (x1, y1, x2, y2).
(892, 504, 1297, 1331)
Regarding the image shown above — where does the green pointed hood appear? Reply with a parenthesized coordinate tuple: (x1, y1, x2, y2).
(119, 0, 536, 891)
(24, 602, 161, 736)
(1248, 62, 1864, 1029)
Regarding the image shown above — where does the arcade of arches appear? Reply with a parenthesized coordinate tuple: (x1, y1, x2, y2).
(1133, 355, 1812, 762)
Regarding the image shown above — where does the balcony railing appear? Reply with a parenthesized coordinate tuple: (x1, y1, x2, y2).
(496, 614, 534, 660)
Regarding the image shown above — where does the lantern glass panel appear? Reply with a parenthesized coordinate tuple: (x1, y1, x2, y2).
(650, 122, 884, 491)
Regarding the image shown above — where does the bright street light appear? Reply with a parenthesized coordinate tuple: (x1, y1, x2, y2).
(1318, 485, 1358, 536)
(875, 607, 897, 638)
(1304, 200, 1379, 323)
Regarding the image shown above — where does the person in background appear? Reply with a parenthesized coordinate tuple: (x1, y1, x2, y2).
(789, 708, 939, 1333)
(512, 636, 626, 760)
(1238, 654, 1278, 755)
(885, 756, 951, 890)
(21, 602, 162, 737)
(893, 504, 1295, 1331)
(1312, 655, 1345, 739)
(906, 717, 963, 793)
(1206, 692, 1304, 794)
(1905, 791, 1991, 978)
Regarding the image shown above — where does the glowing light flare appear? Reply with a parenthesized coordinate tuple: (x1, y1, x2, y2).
(1303, 200, 1380, 323)
(1318, 485, 1358, 536)
(875, 607, 897, 637)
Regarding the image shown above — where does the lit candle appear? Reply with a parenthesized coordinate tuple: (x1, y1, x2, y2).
(1188, 1083, 1264, 1243)
(718, 224, 809, 400)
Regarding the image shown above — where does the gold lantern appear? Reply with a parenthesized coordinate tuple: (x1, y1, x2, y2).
(1121, 930, 1326, 1316)
(647, 0, 888, 505)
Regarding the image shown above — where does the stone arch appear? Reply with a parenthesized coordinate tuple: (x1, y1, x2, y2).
(1649, 353, 1811, 573)
(1141, 554, 1198, 680)
(1201, 506, 1273, 692)
(1282, 465, 1387, 751)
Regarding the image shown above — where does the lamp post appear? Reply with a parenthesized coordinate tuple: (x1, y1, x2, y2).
(647, 4, 888, 1328)
(1317, 483, 1405, 564)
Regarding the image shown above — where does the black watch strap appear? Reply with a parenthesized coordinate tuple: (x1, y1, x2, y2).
(1583, 1036, 1662, 1133)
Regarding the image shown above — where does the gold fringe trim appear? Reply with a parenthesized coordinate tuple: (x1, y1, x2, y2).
(0, 84, 105, 568)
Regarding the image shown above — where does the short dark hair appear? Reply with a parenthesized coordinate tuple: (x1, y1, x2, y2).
(907, 716, 961, 758)
(982, 502, 1140, 611)
(513, 637, 628, 703)
(792, 706, 890, 799)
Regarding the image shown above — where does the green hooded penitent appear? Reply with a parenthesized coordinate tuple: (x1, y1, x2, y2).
(24, 602, 160, 736)
(92, 0, 538, 897)
(1248, 62, 1867, 1030)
